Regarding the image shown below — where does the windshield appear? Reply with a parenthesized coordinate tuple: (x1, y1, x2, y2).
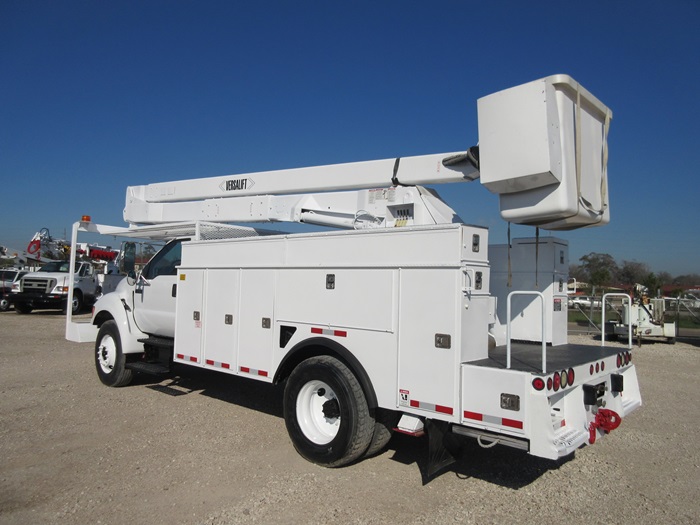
(38, 261, 78, 273)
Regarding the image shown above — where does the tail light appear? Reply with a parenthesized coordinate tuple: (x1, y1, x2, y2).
(532, 377, 545, 391)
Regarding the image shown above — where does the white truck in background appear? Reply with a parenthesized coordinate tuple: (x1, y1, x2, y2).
(66, 75, 641, 475)
(13, 260, 99, 314)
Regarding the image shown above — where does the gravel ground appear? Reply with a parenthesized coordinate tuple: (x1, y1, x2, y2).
(1, 311, 699, 525)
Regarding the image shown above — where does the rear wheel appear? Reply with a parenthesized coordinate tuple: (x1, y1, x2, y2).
(95, 320, 133, 387)
(364, 408, 399, 458)
(283, 356, 374, 467)
(0, 297, 9, 312)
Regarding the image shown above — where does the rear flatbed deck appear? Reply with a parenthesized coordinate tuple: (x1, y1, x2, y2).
(469, 342, 622, 373)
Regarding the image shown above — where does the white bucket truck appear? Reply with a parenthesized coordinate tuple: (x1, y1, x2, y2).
(66, 75, 641, 474)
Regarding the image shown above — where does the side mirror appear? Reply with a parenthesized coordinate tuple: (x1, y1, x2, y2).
(120, 242, 136, 275)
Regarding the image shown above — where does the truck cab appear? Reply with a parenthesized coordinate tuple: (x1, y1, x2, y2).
(131, 238, 183, 338)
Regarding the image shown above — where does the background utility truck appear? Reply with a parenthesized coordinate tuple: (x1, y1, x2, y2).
(66, 75, 641, 475)
(13, 260, 99, 314)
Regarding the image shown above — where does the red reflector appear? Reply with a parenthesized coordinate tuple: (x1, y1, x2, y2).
(463, 410, 483, 421)
(206, 359, 214, 365)
(532, 377, 545, 391)
(222, 363, 230, 369)
(502, 417, 523, 429)
(547, 377, 552, 391)
(176, 354, 184, 360)
(595, 362, 600, 373)
(334, 330, 347, 337)
(617, 354, 622, 367)
(240, 366, 250, 373)
(553, 373, 560, 391)
(568, 368, 575, 386)
(410, 400, 420, 408)
(311, 327, 323, 334)
(258, 370, 268, 377)
(590, 364, 594, 375)
(189, 356, 198, 362)
(601, 361, 605, 371)
(436, 404, 453, 415)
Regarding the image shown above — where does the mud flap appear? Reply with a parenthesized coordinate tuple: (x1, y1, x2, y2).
(425, 419, 466, 479)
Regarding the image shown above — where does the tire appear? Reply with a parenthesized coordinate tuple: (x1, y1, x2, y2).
(364, 408, 399, 458)
(14, 303, 32, 314)
(95, 320, 133, 387)
(283, 356, 375, 467)
(68, 291, 83, 314)
(0, 297, 9, 312)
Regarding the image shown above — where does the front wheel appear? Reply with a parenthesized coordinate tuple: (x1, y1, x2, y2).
(95, 320, 133, 387)
(14, 303, 32, 314)
(283, 356, 375, 467)
(0, 297, 9, 312)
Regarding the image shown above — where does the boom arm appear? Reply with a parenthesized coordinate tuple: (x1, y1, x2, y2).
(124, 151, 479, 229)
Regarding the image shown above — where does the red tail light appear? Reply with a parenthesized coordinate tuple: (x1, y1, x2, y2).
(532, 377, 545, 391)
(567, 368, 575, 386)
(553, 372, 561, 391)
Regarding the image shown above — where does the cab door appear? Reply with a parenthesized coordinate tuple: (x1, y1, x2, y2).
(133, 239, 184, 338)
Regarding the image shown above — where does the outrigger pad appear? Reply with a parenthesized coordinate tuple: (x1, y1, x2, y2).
(424, 419, 466, 480)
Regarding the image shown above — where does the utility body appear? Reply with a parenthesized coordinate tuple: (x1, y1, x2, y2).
(66, 75, 641, 473)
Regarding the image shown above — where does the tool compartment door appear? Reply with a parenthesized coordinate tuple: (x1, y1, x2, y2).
(397, 268, 460, 419)
(237, 269, 275, 381)
(174, 269, 205, 365)
(202, 269, 240, 372)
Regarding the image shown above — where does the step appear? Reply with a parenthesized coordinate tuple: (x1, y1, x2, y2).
(126, 361, 171, 375)
(137, 336, 174, 349)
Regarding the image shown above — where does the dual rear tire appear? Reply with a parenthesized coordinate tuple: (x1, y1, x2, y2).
(283, 356, 379, 467)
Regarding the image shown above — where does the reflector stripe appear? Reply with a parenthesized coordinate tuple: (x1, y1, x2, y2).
(205, 359, 231, 370)
(464, 410, 523, 430)
(240, 366, 268, 377)
(409, 399, 453, 415)
(310, 327, 347, 337)
(176, 353, 199, 363)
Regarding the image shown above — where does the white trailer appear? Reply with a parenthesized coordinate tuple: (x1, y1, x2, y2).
(66, 75, 640, 474)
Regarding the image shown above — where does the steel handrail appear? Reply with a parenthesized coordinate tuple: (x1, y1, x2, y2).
(602, 293, 632, 349)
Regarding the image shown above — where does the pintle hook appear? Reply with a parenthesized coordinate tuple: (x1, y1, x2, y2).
(589, 408, 622, 444)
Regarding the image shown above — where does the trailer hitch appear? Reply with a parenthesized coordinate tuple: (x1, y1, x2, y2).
(588, 408, 621, 444)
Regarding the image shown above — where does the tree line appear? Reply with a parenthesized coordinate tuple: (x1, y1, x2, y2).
(570, 253, 699, 295)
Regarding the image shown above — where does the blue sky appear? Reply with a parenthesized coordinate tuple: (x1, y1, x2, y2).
(1, 1, 699, 275)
